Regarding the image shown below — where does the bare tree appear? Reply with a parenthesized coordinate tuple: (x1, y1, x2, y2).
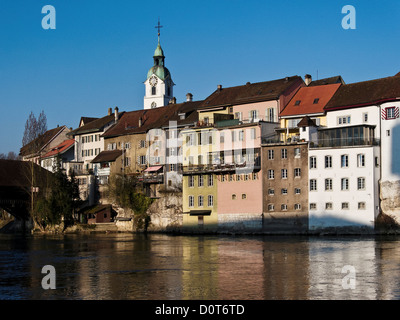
(22, 110, 47, 147)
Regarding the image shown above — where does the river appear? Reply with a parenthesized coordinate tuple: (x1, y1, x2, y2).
(0, 233, 399, 300)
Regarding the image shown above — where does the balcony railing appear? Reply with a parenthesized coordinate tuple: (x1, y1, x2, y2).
(139, 174, 164, 184)
(310, 138, 380, 148)
(183, 161, 261, 174)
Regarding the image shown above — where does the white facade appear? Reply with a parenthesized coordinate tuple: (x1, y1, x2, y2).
(144, 75, 173, 109)
(308, 145, 380, 231)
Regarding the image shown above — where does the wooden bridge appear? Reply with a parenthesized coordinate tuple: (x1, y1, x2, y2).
(0, 160, 51, 221)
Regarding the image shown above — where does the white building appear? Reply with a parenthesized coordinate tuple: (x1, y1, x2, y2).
(143, 34, 174, 109)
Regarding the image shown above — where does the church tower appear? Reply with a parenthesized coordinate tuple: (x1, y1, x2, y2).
(144, 20, 174, 109)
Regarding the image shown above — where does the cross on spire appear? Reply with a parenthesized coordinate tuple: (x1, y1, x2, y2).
(155, 18, 163, 37)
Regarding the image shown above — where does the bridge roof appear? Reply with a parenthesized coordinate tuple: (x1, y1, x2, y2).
(0, 160, 50, 188)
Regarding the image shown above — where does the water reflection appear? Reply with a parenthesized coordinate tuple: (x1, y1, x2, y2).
(0, 234, 399, 300)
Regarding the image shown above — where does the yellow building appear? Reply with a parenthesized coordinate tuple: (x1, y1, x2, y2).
(181, 127, 218, 231)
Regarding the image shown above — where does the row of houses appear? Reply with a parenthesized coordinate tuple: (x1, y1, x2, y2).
(19, 71, 400, 233)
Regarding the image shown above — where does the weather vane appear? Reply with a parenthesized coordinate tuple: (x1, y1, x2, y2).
(155, 18, 163, 37)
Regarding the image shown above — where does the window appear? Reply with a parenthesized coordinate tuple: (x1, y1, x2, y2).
(294, 168, 301, 178)
(266, 108, 275, 122)
(188, 176, 194, 187)
(252, 173, 257, 180)
(208, 174, 214, 187)
(387, 130, 391, 136)
(310, 203, 317, 210)
(357, 177, 365, 190)
(268, 204, 274, 211)
(294, 203, 301, 210)
(310, 156, 317, 169)
(325, 178, 333, 191)
(326, 202, 333, 210)
(341, 155, 349, 168)
(140, 140, 146, 148)
(294, 100, 301, 106)
(358, 202, 366, 210)
(236, 174, 241, 181)
(295, 188, 301, 195)
(268, 189, 275, 196)
(229, 174, 234, 182)
(188, 196, 194, 208)
(313, 98, 319, 104)
(221, 175, 226, 182)
(198, 195, 204, 207)
(363, 113, 368, 123)
(220, 132, 225, 143)
(232, 194, 237, 200)
(294, 148, 301, 158)
(242, 194, 247, 199)
(138, 155, 147, 165)
(342, 202, 349, 210)
(357, 154, 365, 167)
(198, 175, 204, 187)
(310, 179, 317, 191)
(281, 148, 288, 159)
(268, 150, 274, 160)
(281, 188, 288, 195)
(268, 170, 274, 179)
(250, 128, 256, 139)
(341, 178, 349, 191)
(325, 155, 332, 168)
(338, 115, 351, 125)
(386, 107, 397, 119)
(281, 204, 288, 211)
(235, 112, 242, 121)
(281, 169, 288, 179)
(250, 110, 258, 121)
(208, 195, 214, 207)
(239, 130, 244, 141)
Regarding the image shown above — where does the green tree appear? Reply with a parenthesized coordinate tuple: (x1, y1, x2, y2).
(32, 157, 81, 231)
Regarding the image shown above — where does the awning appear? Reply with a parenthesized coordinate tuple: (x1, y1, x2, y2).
(144, 166, 162, 172)
(189, 210, 212, 216)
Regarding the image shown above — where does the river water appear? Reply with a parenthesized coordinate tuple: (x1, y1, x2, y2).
(0, 233, 399, 300)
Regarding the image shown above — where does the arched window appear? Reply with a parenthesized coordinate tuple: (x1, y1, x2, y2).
(152, 86, 156, 95)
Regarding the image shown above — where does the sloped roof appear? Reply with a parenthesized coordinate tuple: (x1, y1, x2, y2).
(69, 113, 123, 136)
(297, 116, 317, 127)
(42, 139, 75, 159)
(91, 150, 122, 163)
(325, 75, 400, 110)
(20, 126, 67, 157)
(0, 160, 50, 188)
(102, 105, 184, 138)
(160, 100, 204, 128)
(280, 83, 341, 117)
(308, 76, 345, 87)
(79, 117, 98, 127)
(199, 76, 303, 108)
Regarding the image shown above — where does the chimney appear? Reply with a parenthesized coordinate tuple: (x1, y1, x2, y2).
(169, 97, 177, 104)
(217, 84, 222, 91)
(114, 106, 119, 122)
(186, 93, 193, 102)
(139, 117, 142, 127)
(108, 107, 112, 116)
(305, 74, 312, 86)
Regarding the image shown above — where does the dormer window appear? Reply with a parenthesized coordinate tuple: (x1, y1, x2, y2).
(313, 98, 319, 104)
(295, 100, 301, 106)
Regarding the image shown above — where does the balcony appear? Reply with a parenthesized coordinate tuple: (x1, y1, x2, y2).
(183, 161, 261, 175)
(310, 138, 380, 148)
(139, 173, 164, 184)
(97, 167, 110, 176)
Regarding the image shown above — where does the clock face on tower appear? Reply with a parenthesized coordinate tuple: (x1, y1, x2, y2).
(149, 76, 158, 87)
(151, 102, 157, 108)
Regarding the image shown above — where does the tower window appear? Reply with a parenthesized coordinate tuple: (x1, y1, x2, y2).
(167, 86, 171, 96)
(152, 86, 156, 95)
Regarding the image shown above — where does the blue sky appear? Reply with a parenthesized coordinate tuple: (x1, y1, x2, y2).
(1, 0, 400, 154)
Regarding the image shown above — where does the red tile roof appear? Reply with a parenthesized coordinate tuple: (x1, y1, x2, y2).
(280, 83, 341, 117)
(42, 139, 75, 159)
(325, 75, 400, 110)
(19, 126, 68, 157)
